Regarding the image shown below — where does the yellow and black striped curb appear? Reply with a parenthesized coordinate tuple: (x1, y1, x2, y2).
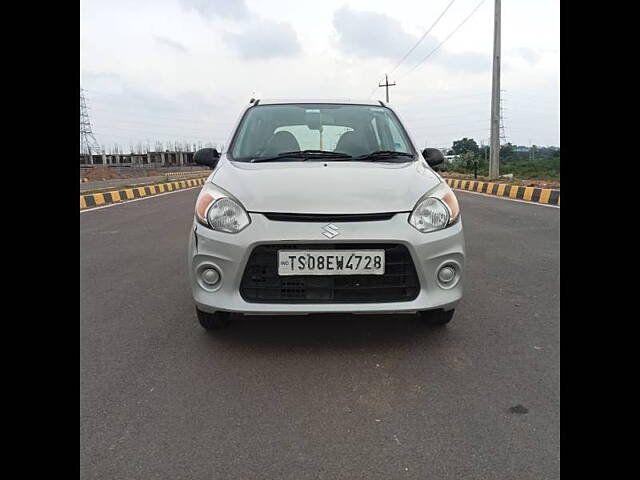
(80, 177, 207, 210)
(79, 170, 209, 184)
(165, 170, 211, 177)
(444, 178, 560, 206)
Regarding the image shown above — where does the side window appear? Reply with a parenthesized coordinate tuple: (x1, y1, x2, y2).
(371, 115, 396, 151)
(370, 118, 382, 149)
(385, 113, 410, 153)
(371, 112, 410, 153)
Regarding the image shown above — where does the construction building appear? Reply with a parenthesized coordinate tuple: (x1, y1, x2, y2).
(80, 150, 197, 167)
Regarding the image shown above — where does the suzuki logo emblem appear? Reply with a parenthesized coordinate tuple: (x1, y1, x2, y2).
(322, 224, 339, 239)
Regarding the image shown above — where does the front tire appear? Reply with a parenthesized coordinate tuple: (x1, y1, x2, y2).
(196, 308, 231, 330)
(420, 309, 454, 326)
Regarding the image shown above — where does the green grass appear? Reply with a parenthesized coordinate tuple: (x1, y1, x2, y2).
(500, 158, 560, 180)
(442, 157, 560, 182)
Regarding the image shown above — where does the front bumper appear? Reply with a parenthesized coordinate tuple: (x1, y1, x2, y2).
(188, 213, 465, 315)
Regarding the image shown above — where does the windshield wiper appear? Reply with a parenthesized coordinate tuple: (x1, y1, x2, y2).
(251, 150, 353, 163)
(352, 151, 415, 162)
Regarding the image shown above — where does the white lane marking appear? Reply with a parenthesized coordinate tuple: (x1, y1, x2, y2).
(80, 186, 202, 213)
(455, 188, 560, 209)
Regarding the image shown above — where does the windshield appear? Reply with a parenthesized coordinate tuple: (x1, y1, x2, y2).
(229, 103, 415, 162)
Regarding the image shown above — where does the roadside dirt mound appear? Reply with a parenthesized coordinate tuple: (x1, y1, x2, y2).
(83, 167, 166, 181)
(84, 167, 126, 181)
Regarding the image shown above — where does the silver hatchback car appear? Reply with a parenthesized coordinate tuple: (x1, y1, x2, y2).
(188, 99, 465, 330)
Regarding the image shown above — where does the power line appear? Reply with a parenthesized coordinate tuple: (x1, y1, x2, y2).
(390, 0, 457, 76)
(395, 91, 490, 104)
(400, 108, 492, 122)
(500, 92, 559, 104)
(367, 0, 458, 99)
(401, 0, 488, 80)
(407, 119, 491, 129)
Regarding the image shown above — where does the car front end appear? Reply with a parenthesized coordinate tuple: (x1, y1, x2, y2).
(188, 100, 465, 327)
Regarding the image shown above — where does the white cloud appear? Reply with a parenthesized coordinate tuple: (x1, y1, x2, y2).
(178, 0, 249, 19)
(516, 47, 541, 65)
(154, 35, 188, 53)
(223, 19, 302, 60)
(332, 6, 419, 59)
(332, 6, 490, 73)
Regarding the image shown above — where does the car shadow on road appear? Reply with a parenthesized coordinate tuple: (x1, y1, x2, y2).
(200, 313, 455, 353)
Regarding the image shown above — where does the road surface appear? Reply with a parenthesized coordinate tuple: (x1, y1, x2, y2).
(80, 189, 559, 479)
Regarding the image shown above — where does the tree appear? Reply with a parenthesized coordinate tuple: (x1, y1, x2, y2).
(451, 138, 479, 156)
(499, 142, 515, 162)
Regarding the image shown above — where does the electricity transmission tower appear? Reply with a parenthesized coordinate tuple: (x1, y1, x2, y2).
(80, 88, 101, 164)
(499, 96, 507, 144)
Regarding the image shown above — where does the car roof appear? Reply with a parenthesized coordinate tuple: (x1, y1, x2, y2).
(256, 98, 384, 106)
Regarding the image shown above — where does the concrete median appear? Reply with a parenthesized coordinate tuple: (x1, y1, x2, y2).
(80, 176, 207, 210)
(444, 177, 560, 206)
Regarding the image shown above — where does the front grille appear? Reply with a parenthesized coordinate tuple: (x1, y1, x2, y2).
(261, 212, 397, 222)
(239, 243, 420, 303)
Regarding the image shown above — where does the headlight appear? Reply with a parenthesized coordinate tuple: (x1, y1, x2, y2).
(195, 183, 251, 233)
(409, 184, 460, 233)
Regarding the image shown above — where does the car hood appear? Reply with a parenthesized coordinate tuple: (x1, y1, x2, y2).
(209, 158, 443, 214)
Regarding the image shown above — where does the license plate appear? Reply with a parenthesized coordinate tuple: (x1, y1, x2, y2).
(278, 250, 385, 276)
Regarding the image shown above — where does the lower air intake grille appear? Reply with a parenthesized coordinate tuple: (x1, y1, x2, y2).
(239, 243, 420, 303)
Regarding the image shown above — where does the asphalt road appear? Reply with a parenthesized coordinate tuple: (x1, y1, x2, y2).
(80, 189, 560, 479)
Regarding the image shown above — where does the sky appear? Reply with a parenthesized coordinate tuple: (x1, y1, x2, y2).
(80, 0, 559, 152)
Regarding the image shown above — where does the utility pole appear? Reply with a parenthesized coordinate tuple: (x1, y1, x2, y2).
(488, 0, 501, 179)
(378, 74, 396, 103)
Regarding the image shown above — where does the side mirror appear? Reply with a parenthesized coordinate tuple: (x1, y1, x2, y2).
(194, 148, 220, 168)
(422, 148, 444, 169)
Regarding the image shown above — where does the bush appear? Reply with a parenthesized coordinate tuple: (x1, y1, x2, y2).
(500, 157, 560, 180)
(444, 154, 559, 181)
